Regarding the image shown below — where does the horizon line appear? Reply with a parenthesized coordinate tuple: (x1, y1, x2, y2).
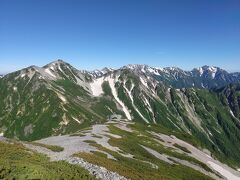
(0, 59, 239, 75)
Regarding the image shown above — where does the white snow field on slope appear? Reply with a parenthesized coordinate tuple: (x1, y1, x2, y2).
(140, 76, 148, 88)
(90, 74, 157, 122)
(57, 93, 67, 103)
(90, 75, 132, 120)
(123, 83, 149, 123)
(107, 76, 132, 120)
(44, 68, 56, 78)
(90, 77, 104, 96)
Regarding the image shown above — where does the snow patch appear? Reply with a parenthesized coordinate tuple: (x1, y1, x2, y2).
(230, 110, 236, 118)
(141, 67, 146, 73)
(50, 66, 55, 71)
(107, 76, 132, 120)
(106, 106, 114, 114)
(45, 68, 56, 78)
(147, 67, 154, 73)
(86, 75, 132, 117)
(147, 67, 160, 75)
(59, 113, 69, 126)
(90, 77, 104, 96)
(58, 65, 67, 77)
(154, 71, 160, 76)
(208, 66, 217, 78)
(140, 77, 148, 88)
(57, 93, 67, 103)
(72, 116, 82, 124)
(208, 131, 212, 136)
(212, 72, 216, 78)
(123, 83, 149, 123)
(142, 96, 156, 123)
(198, 67, 203, 76)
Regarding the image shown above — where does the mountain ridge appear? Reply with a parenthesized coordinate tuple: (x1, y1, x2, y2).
(3, 59, 240, 90)
(1, 59, 239, 77)
(1, 59, 240, 179)
(0, 60, 240, 162)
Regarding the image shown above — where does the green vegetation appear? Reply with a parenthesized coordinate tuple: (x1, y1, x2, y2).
(74, 124, 214, 180)
(75, 141, 212, 180)
(91, 97, 124, 118)
(173, 143, 191, 153)
(90, 151, 108, 158)
(70, 133, 86, 137)
(0, 141, 95, 179)
(0, 69, 107, 141)
(102, 81, 112, 96)
(27, 142, 64, 152)
(108, 124, 214, 173)
(83, 140, 97, 144)
(91, 134, 102, 138)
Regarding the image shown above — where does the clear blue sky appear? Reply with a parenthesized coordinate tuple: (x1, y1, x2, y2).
(0, 0, 239, 74)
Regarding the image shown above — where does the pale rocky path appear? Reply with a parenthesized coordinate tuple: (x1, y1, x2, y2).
(67, 157, 126, 180)
(23, 121, 130, 180)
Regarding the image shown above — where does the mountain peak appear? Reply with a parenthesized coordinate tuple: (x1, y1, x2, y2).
(100, 67, 114, 74)
(164, 66, 184, 72)
(123, 64, 149, 70)
(44, 59, 69, 67)
(201, 65, 219, 71)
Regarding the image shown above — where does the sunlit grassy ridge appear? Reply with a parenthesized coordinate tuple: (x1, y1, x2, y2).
(0, 141, 95, 179)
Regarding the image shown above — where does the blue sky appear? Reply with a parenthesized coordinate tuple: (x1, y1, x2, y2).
(0, 0, 239, 73)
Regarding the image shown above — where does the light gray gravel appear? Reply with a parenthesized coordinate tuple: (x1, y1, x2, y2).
(151, 131, 240, 180)
(140, 145, 222, 179)
(67, 156, 126, 180)
(23, 122, 130, 180)
(5, 120, 239, 180)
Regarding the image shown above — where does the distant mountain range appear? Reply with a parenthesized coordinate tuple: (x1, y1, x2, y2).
(121, 64, 240, 89)
(83, 63, 240, 89)
(2, 62, 240, 89)
(0, 59, 240, 171)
